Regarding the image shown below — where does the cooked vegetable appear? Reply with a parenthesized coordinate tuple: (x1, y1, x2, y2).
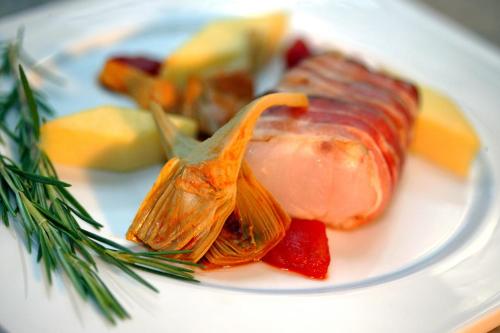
(127, 93, 308, 262)
(182, 71, 254, 134)
(410, 86, 480, 177)
(247, 53, 419, 229)
(263, 219, 330, 279)
(204, 162, 291, 266)
(41, 105, 197, 171)
(285, 38, 312, 68)
(110, 55, 162, 76)
(160, 12, 288, 87)
(150, 106, 290, 266)
(99, 58, 177, 109)
(99, 56, 254, 135)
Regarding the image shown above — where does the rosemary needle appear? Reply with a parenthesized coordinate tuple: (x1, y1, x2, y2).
(0, 34, 199, 324)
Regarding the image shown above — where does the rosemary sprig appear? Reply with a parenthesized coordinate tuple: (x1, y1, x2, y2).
(0, 34, 199, 324)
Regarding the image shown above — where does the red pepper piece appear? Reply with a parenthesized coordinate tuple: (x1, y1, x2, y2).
(263, 219, 330, 279)
(285, 38, 312, 69)
(110, 56, 162, 76)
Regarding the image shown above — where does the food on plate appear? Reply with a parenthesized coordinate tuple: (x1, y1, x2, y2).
(246, 52, 419, 229)
(263, 219, 330, 279)
(100, 56, 254, 135)
(284, 38, 480, 178)
(109, 55, 162, 76)
(126, 93, 308, 262)
(4, 9, 488, 326)
(285, 38, 312, 69)
(99, 58, 178, 110)
(40, 105, 197, 171)
(98, 12, 287, 136)
(205, 163, 291, 266)
(240, 11, 289, 68)
(96, 19, 478, 279)
(410, 85, 480, 177)
(150, 103, 291, 266)
(160, 12, 288, 87)
(182, 71, 254, 134)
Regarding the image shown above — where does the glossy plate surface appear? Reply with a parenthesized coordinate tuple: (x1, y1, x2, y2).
(0, 1, 499, 332)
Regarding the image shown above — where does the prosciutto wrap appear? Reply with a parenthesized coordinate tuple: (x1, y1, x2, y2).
(246, 53, 419, 229)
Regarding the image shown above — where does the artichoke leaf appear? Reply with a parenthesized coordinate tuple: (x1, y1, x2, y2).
(204, 162, 290, 266)
(127, 93, 308, 262)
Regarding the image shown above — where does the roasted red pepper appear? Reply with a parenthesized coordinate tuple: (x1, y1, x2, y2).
(263, 219, 330, 279)
(285, 38, 312, 69)
(110, 55, 162, 76)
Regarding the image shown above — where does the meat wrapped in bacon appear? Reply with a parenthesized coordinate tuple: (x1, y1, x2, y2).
(246, 53, 419, 229)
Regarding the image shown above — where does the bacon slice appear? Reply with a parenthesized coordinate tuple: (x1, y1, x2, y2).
(246, 53, 419, 229)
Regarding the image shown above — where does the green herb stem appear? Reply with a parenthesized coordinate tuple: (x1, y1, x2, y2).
(0, 34, 199, 324)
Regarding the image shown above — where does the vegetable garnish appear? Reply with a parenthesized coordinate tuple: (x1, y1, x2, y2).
(285, 38, 312, 68)
(99, 58, 177, 110)
(99, 55, 255, 136)
(0, 34, 199, 324)
(127, 93, 308, 263)
(111, 55, 162, 76)
(150, 104, 291, 266)
(263, 219, 330, 279)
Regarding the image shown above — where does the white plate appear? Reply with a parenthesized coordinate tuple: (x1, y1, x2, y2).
(1, 1, 500, 332)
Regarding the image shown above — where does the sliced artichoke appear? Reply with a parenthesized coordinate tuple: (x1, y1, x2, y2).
(126, 93, 308, 262)
(204, 162, 290, 266)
